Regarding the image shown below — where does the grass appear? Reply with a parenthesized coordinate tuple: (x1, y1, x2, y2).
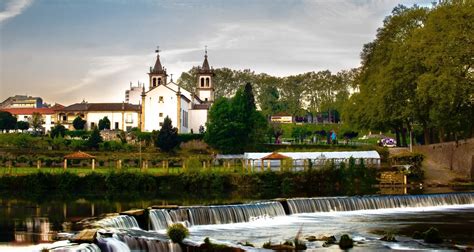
(0, 165, 247, 176)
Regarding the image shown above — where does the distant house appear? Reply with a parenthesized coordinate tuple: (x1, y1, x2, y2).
(125, 82, 144, 105)
(57, 102, 141, 131)
(270, 113, 293, 124)
(1, 105, 64, 132)
(0, 95, 44, 109)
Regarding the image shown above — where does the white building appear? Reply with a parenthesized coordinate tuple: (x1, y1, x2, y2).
(1, 107, 60, 132)
(125, 82, 144, 105)
(141, 48, 213, 133)
(57, 102, 141, 131)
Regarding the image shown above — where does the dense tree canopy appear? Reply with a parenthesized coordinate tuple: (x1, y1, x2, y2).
(205, 83, 267, 153)
(73, 116, 86, 130)
(345, 1, 473, 145)
(0, 112, 17, 131)
(178, 67, 355, 119)
(99, 116, 111, 130)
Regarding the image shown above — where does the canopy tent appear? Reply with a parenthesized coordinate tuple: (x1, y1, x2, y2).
(243, 151, 381, 171)
(63, 151, 96, 170)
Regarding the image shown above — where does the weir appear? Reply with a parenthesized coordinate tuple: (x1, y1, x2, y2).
(97, 215, 140, 229)
(287, 192, 474, 214)
(149, 201, 286, 230)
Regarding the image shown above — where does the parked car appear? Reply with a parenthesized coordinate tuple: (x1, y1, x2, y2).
(379, 137, 396, 147)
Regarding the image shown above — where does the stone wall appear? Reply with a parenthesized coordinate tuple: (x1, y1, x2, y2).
(414, 138, 474, 180)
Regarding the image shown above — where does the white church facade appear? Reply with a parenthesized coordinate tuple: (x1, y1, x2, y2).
(140, 48, 214, 133)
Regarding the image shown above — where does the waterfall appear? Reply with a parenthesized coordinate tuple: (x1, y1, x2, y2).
(149, 209, 174, 230)
(287, 192, 474, 214)
(97, 215, 140, 229)
(116, 234, 182, 252)
(150, 201, 286, 228)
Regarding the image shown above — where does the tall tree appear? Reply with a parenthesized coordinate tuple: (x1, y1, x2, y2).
(99, 116, 111, 130)
(87, 126, 103, 149)
(155, 116, 179, 152)
(50, 124, 67, 138)
(16, 121, 29, 132)
(73, 116, 86, 130)
(30, 112, 44, 133)
(0, 111, 17, 132)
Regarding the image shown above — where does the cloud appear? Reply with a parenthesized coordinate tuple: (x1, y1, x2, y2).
(0, 0, 34, 24)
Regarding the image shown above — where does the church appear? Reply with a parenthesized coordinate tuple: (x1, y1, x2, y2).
(140, 48, 215, 133)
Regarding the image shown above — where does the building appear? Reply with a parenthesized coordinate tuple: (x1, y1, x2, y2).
(141, 48, 213, 133)
(57, 102, 141, 131)
(125, 82, 144, 105)
(270, 113, 293, 123)
(1, 105, 64, 132)
(0, 95, 44, 109)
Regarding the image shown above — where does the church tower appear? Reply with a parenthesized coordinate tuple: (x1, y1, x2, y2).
(197, 47, 214, 103)
(148, 47, 167, 90)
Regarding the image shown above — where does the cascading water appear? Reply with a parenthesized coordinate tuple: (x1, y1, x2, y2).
(149, 201, 286, 230)
(97, 215, 140, 229)
(287, 192, 474, 214)
(149, 209, 174, 230)
(114, 234, 182, 252)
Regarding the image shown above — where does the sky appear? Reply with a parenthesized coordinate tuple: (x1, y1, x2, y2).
(0, 0, 433, 105)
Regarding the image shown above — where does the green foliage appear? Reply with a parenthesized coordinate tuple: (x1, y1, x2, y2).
(87, 127, 103, 150)
(205, 83, 268, 153)
(178, 133, 204, 143)
(155, 117, 179, 152)
(262, 241, 272, 249)
(0, 111, 17, 131)
(16, 121, 29, 131)
(50, 124, 67, 138)
(339, 234, 354, 249)
(30, 112, 43, 132)
(72, 116, 86, 130)
(346, 2, 474, 144)
(391, 152, 424, 181)
(98, 116, 111, 130)
(167, 223, 189, 243)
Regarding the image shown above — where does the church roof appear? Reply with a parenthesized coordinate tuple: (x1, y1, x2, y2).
(151, 55, 166, 74)
(60, 103, 140, 112)
(198, 53, 214, 75)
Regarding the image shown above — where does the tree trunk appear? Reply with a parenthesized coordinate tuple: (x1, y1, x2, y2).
(439, 127, 445, 143)
(423, 125, 430, 145)
(395, 128, 401, 147)
(401, 127, 408, 147)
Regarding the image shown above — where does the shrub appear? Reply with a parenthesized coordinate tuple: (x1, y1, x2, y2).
(339, 234, 353, 249)
(167, 223, 189, 243)
(179, 140, 210, 154)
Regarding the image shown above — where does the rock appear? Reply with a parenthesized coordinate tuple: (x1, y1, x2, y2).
(423, 227, 443, 244)
(70, 229, 97, 243)
(380, 234, 397, 242)
(306, 236, 317, 242)
(412, 231, 423, 239)
(339, 234, 354, 249)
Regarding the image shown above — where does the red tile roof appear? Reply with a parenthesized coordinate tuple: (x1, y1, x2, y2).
(64, 151, 95, 159)
(261, 152, 290, 160)
(1, 107, 56, 115)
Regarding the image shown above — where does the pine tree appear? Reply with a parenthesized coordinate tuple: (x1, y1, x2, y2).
(87, 126, 103, 149)
(155, 116, 179, 152)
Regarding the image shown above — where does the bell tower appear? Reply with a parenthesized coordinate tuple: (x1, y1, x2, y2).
(197, 46, 214, 103)
(148, 46, 167, 90)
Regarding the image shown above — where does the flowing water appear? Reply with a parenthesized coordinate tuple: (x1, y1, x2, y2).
(1, 191, 474, 251)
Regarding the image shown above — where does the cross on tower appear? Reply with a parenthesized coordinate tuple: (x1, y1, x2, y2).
(155, 46, 160, 54)
(170, 74, 173, 82)
(205, 45, 208, 56)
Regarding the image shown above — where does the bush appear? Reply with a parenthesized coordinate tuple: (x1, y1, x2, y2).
(339, 234, 353, 249)
(178, 133, 204, 143)
(167, 223, 189, 243)
(179, 140, 210, 154)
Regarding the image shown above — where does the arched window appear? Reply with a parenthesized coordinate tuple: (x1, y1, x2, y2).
(152, 78, 156, 87)
(200, 78, 204, 87)
(158, 78, 161, 85)
(206, 78, 210, 87)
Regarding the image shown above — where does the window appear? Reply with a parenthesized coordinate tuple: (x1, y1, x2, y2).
(153, 78, 156, 87)
(159, 96, 164, 103)
(159, 122, 163, 126)
(62, 115, 67, 121)
(24, 116, 28, 119)
(115, 122, 119, 130)
(91, 122, 95, 128)
(158, 78, 161, 85)
(125, 114, 133, 123)
(206, 78, 210, 87)
(159, 113, 163, 117)
(200, 78, 204, 87)
(205, 98, 208, 102)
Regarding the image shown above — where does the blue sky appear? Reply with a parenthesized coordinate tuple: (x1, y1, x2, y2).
(0, 0, 432, 105)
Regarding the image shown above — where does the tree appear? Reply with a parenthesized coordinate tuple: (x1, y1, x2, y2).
(50, 124, 67, 138)
(98, 116, 111, 130)
(73, 116, 86, 130)
(87, 126, 103, 149)
(30, 112, 44, 132)
(0, 111, 17, 132)
(155, 116, 179, 152)
(16, 121, 29, 132)
(205, 83, 268, 153)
